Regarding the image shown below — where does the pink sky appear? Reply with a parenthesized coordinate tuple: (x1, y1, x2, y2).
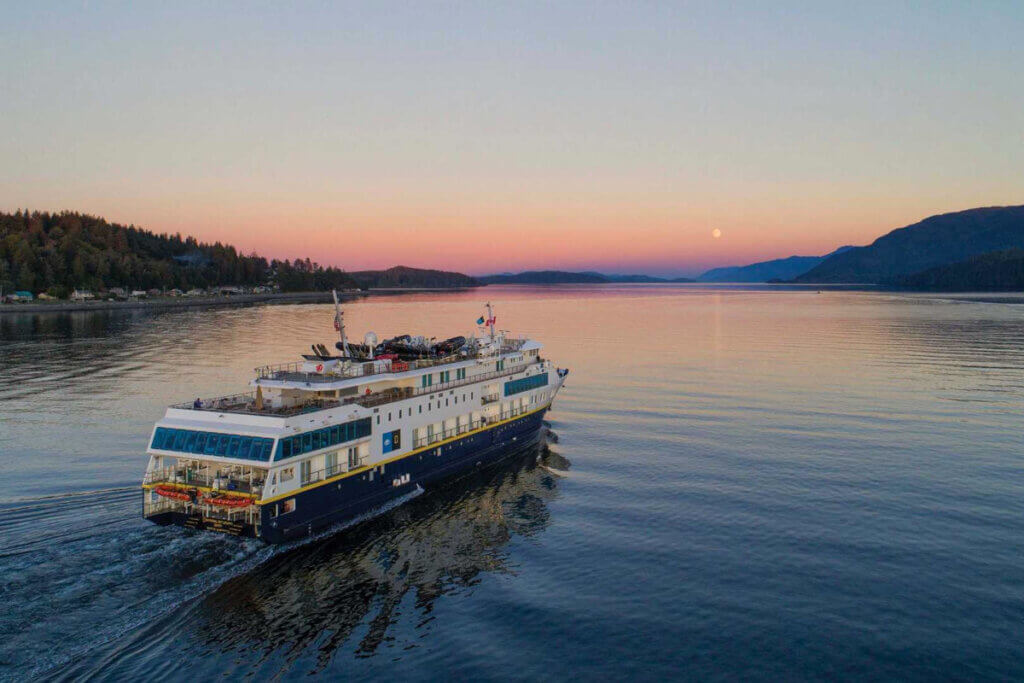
(73, 192, 1020, 278)
(4, 4, 1022, 277)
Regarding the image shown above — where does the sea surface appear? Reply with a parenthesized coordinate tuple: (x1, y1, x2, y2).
(1, 285, 1023, 681)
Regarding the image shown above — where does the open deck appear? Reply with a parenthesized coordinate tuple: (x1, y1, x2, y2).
(174, 361, 540, 417)
(253, 336, 530, 384)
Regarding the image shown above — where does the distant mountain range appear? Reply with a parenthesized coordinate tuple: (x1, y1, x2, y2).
(478, 271, 694, 284)
(697, 247, 853, 283)
(796, 205, 1024, 284)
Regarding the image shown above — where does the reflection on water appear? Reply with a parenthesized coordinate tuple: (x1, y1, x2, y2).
(195, 447, 566, 672)
(41, 445, 566, 681)
(4, 286, 1024, 681)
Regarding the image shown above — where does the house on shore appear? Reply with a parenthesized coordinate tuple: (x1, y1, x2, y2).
(71, 290, 95, 301)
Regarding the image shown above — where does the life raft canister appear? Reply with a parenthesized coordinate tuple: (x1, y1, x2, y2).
(154, 485, 192, 501)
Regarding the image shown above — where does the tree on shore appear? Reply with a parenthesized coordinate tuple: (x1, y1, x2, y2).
(0, 210, 358, 296)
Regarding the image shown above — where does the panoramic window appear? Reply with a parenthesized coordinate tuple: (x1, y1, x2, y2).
(150, 427, 274, 462)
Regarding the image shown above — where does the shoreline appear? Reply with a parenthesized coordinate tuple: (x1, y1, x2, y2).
(0, 287, 481, 315)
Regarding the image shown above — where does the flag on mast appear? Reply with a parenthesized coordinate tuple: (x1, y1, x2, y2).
(476, 316, 485, 325)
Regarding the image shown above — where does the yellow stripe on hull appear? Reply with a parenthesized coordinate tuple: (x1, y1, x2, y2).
(256, 402, 551, 506)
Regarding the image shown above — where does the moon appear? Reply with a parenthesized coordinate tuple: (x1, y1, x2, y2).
(712, 228, 722, 239)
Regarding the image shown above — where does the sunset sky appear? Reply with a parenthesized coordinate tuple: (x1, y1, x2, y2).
(2, 2, 1022, 277)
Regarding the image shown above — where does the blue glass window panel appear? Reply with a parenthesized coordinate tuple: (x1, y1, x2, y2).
(504, 373, 548, 396)
(237, 437, 252, 459)
(184, 432, 198, 451)
(172, 431, 187, 449)
(302, 434, 312, 452)
(194, 433, 207, 453)
(227, 437, 240, 457)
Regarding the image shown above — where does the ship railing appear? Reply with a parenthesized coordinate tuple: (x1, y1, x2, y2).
(143, 496, 261, 524)
(497, 404, 530, 422)
(349, 364, 529, 409)
(172, 392, 341, 417)
(297, 457, 369, 487)
(499, 336, 529, 352)
(144, 467, 264, 495)
(253, 340, 534, 385)
(254, 354, 467, 384)
(481, 393, 500, 404)
(412, 417, 490, 449)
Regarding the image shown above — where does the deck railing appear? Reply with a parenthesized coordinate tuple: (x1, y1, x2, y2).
(172, 392, 342, 417)
(254, 336, 530, 384)
(144, 467, 264, 495)
(172, 357, 544, 418)
(295, 456, 369, 487)
(345, 363, 531, 410)
(410, 403, 533, 449)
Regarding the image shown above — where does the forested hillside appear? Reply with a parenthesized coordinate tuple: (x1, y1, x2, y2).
(895, 248, 1024, 290)
(350, 266, 480, 289)
(0, 210, 356, 295)
(796, 205, 1024, 283)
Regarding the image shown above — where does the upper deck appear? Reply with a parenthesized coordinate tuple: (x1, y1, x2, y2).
(172, 336, 544, 420)
(253, 336, 533, 386)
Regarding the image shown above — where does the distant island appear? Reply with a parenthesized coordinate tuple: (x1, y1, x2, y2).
(697, 247, 853, 283)
(0, 211, 480, 301)
(479, 270, 694, 284)
(351, 266, 480, 289)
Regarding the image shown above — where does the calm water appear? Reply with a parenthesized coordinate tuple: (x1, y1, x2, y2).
(2, 285, 1024, 681)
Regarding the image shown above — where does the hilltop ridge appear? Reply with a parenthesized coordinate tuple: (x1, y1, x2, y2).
(0, 211, 479, 296)
(796, 205, 1024, 284)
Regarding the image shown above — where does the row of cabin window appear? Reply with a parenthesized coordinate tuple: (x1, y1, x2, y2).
(151, 427, 274, 461)
(504, 372, 548, 396)
(419, 368, 469, 388)
(375, 391, 475, 425)
(276, 418, 371, 459)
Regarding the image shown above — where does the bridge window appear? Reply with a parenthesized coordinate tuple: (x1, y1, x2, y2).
(504, 373, 548, 397)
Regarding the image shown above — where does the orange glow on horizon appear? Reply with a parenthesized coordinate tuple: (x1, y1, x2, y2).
(65, 191, 1020, 278)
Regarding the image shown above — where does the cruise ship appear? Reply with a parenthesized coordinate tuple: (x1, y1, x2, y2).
(141, 298, 568, 543)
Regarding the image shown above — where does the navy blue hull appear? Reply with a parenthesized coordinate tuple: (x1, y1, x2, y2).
(259, 408, 548, 544)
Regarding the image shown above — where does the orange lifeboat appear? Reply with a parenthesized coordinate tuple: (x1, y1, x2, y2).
(204, 494, 252, 508)
(154, 485, 192, 501)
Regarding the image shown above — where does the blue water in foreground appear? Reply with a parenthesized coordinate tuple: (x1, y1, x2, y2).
(1, 285, 1023, 681)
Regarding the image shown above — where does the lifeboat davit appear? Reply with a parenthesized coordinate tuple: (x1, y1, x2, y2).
(154, 485, 192, 501)
(204, 494, 252, 508)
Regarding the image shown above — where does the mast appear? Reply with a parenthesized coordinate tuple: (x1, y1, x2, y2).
(486, 302, 495, 341)
(332, 289, 351, 357)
